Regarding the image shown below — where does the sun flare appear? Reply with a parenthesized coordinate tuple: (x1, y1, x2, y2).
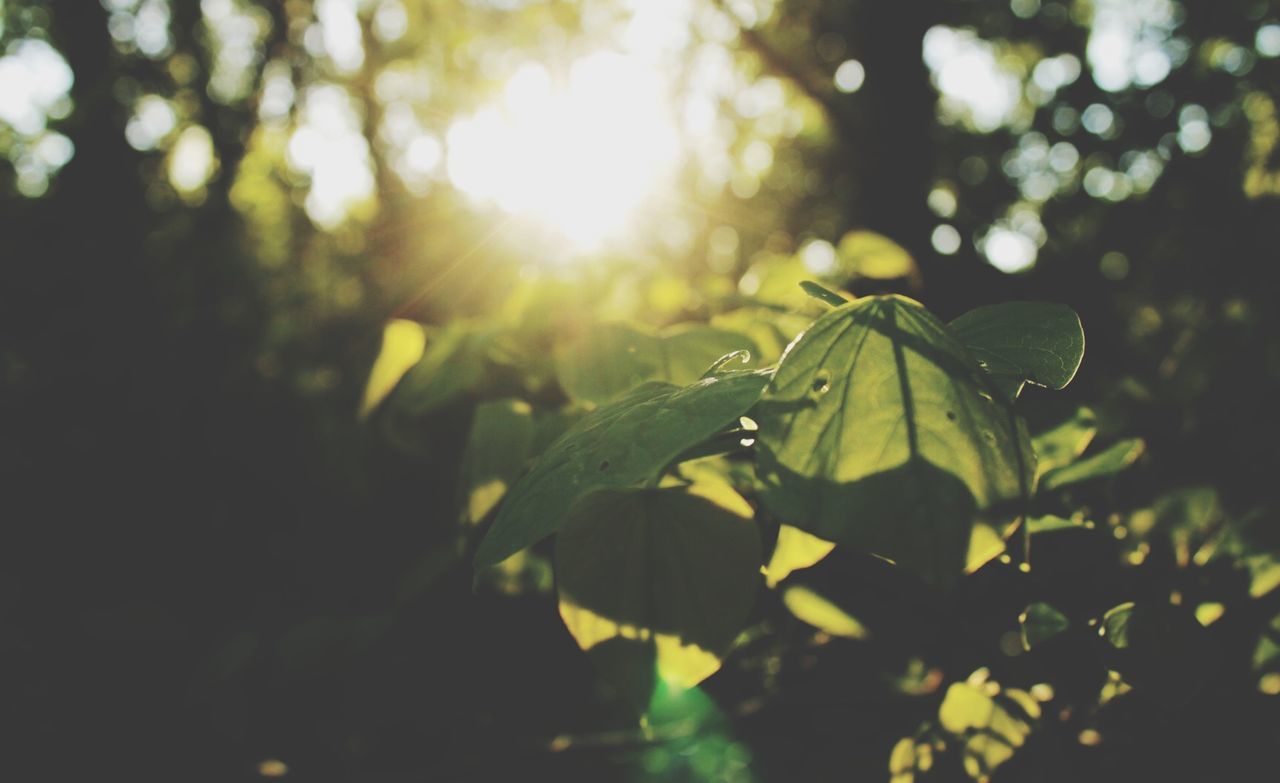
(445, 52, 683, 250)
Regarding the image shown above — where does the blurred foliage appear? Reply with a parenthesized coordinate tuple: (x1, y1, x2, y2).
(2, 0, 1280, 781)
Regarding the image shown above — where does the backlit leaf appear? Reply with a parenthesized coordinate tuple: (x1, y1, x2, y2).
(781, 585, 869, 639)
(756, 295, 1034, 588)
(1039, 438, 1145, 491)
(712, 307, 812, 364)
(1020, 602, 1070, 650)
(554, 323, 758, 404)
(799, 280, 849, 307)
(838, 230, 917, 280)
(949, 302, 1085, 398)
(553, 323, 663, 405)
(659, 325, 760, 385)
(1101, 601, 1136, 649)
(1027, 514, 1084, 535)
(359, 319, 426, 418)
(938, 681, 1034, 778)
(555, 484, 761, 704)
(1031, 406, 1098, 479)
(395, 321, 489, 415)
(764, 524, 836, 587)
(473, 370, 772, 569)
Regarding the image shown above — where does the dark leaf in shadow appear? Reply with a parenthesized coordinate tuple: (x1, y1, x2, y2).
(555, 484, 762, 702)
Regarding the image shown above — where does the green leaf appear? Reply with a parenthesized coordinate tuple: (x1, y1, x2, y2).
(837, 230, 917, 280)
(360, 319, 426, 418)
(1020, 602, 1070, 650)
(712, 307, 812, 364)
(458, 399, 536, 525)
(764, 524, 836, 588)
(937, 681, 1035, 778)
(799, 280, 849, 307)
(1100, 601, 1136, 649)
(1031, 406, 1098, 479)
(781, 585, 869, 639)
(741, 253, 831, 312)
(660, 325, 760, 385)
(394, 321, 489, 415)
(1039, 438, 1145, 491)
(755, 295, 1034, 588)
(553, 323, 758, 404)
(553, 324, 664, 405)
(949, 302, 1085, 398)
(555, 484, 761, 705)
(1026, 514, 1085, 535)
(473, 370, 773, 570)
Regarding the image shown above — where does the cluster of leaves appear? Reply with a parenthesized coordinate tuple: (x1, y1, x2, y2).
(371, 263, 1248, 764)
(364, 246, 1280, 780)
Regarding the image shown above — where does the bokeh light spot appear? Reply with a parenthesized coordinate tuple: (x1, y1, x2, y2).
(932, 224, 961, 255)
(981, 227, 1036, 273)
(833, 59, 865, 93)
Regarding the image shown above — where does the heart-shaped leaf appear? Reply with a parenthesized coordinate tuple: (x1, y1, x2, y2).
(1020, 602, 1070, 650)
(554, 323, 758, 404)
(949, 302, 1085, 399)
(755, 295, 1034, 587)
(555, 483, 761, 706)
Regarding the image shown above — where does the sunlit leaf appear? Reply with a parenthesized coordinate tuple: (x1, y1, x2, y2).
(1039, 438, 1145, 491)
(1247, 555, 1280, 598)
(838, 230, 917, 280)
(799, 280, 849, 307)
(712, 307, 812, 364)
(756, 295, 1034, 587)
(1020, 602, 1070, 650)
(764, 524, 836, 588)
(1027, 514, 1084, 535)
(1031, 406, 1098, 478)
(781, 585, 869, 639)
(1100, 602, 1136, 649)
(659, 325, 760, 385)
(966, 521, 1007, 572)
(741, 254, 827, 311)
(553, 323, 664, 405)
(395, 321, 489, 415)
(359, 319, 426, 418)
(555, 484, 761, 704)
(949, 302, 1085, 399)
(938, 681, 1034, 779)
(473, 371, 772, 570)
(554, 323, 758, 404)
(889, 736, 918, 783)
(459, 399, 536, 525)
